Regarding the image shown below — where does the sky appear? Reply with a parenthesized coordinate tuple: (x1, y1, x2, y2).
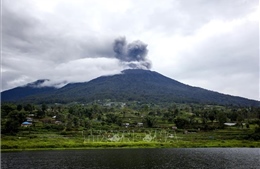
(1, 0, 259, 100)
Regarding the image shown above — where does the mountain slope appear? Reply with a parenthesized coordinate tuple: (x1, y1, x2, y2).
(1, 69, 259, 106)
(1, 79, 57, 102)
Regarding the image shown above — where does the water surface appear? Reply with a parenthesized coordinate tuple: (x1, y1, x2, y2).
(1, 148, 259, 169)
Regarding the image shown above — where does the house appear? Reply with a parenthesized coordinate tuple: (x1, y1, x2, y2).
(21, 121, 32, 127)
(26, 117, 33, 122)
(55, 121, 62, 125)
(224, 123, 236, 126)
(137, 122, 143, 127)
(122, 123, 130, 128)
(172, 126, 177, 130)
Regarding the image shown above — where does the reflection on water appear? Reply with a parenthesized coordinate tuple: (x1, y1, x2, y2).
(1, 148, 260, 169)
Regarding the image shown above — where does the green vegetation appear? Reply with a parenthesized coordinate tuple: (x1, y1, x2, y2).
(1, 102, 260, 151)
(2, 129, 260, 151)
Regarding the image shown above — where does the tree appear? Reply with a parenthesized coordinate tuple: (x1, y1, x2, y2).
(229, 111, 238, 122)
(143, 116, 157, 128)
(217, 112, 227, 129)
(173, 109, 179, 117)
(8, 110, 27, 124)
(1, 103, 16, 117)
(84, 118, 91, 129)
(2, 110, 27, 134)
(174, 117, 189, 129)
(246, 120, 260, 140)
(91, 104, 102, 114)
(36, 110, 45, 118)
(41, 104, 48, 112)
(236, 114, 244, 128)
(24, 104, 34, 112)
(202, 110, 209, 121)
(56, 113, 65, 122)
(17, 104, 23, 111)
(122, 107, 131, 118)
(73, 117, 80, 128)
(2, 119, 20, 134)
(141, 104, 149, 114)
(66, 120, 73, 131)
(189, 115, 196, 125)
(208, 111, 216, 123)
(106, 113, 121, 125)
(85, 108, 94, 120)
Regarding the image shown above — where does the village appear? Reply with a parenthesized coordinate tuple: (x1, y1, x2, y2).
(1, 102, 260, 150)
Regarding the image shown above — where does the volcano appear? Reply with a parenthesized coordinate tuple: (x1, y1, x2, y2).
(1, 69, 259, 106)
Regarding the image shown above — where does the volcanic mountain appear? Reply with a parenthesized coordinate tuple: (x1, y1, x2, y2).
(1, 79, 56, 102)
(1, 69, 259, 106)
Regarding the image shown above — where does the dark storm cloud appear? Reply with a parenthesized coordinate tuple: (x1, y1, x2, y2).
(2, 0, 114, 64)
(113, 37, 151, 69)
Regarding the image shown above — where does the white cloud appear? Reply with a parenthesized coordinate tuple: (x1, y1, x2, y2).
(52, 58, 122, 84)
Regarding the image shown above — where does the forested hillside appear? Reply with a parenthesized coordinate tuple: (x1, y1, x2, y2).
(1, 69, 259, 107)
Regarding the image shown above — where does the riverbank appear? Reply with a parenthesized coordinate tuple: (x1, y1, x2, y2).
(2, 139, 260, 152)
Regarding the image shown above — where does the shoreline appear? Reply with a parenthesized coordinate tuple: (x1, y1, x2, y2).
(2, 140, 260, 152)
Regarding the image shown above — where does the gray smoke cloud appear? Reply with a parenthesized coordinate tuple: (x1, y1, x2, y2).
(113, 37, 151, 69)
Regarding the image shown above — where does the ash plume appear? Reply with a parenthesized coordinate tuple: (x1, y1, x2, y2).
(113, 37, 151, 69)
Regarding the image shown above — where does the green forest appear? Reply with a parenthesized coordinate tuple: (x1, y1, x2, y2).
(1, 101, 260, 150)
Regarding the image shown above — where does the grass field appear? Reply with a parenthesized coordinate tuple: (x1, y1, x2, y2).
(1, 127, 259, 151)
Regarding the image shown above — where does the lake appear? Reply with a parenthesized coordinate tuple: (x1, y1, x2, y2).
(1, 148, 259, 169)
